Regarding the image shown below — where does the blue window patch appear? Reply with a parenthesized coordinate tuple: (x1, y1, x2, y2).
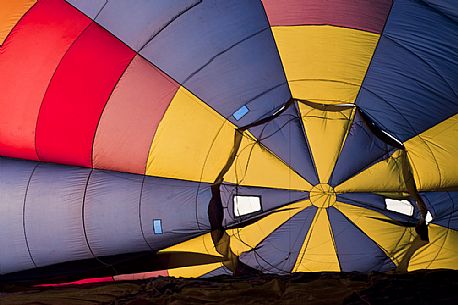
(153, 219, 163, 234)
(233, 105, 249, 121)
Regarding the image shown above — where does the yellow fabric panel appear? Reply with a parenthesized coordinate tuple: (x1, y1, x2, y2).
(272, 25, 379, 104)
(405, 114, 458, 191)
(0, 0, 35, 45)
(298, 103, 355, 183)
(408, 225, 458, 270)
(335, 150, 408, 193)
(160, 233, 221, 257)
(160, 234, 229, 277)
(293, 209, 340, 272)
(228, 200, 311, 256)
(334, 202, 416, 266)
(167, 262, 225, 278)
(146, 87, 235, 183)
(224, 132, 312, 191)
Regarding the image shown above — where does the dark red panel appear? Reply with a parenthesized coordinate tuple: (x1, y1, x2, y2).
(0, 0, 91, 161)
(262, 0, 392, 33)
(36, 23, 135, 168)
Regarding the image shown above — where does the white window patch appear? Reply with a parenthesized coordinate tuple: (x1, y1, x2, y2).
(234, 195, 262, 217)
(426, 211, 433, 225)
(385, 199, 414, 216)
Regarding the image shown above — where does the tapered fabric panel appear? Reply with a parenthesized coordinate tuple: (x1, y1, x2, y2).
(146, 87, 235, 183)
(25, 163, 92, 267)
(0, 0, 91, 160)
(84, 170, 148, 257)
(93, 55, 179, 175)
(141, 0, 290, 126)
(36, 23, 135, 168)
(0, 158, 36, 274)
(330, 111, 397, 187)
(335, 150, 407, 193)
(356, 0, 458, 141)
(293, 208, 340, 272)
(272, 25, 379, 104)
(405, 114, 458, 191)
(95, 0, 200, 51)
(333, 202, 414, 267)
(140, 178, 212, 250)
(298, 104, 355, 183)
(228, 200, 311, 256)
(240, 206, 317, 274)
(248, 103, 319, 186)
(328, 207, 396, 272)
(224, 133, 312, 191)
(262, 0, 392, 33)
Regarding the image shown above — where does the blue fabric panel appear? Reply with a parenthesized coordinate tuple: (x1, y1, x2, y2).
(95, 0, 200, 51)
(141, 0, 290, 126)
(328, 207, 396, 272)
(25, 162, 93, 268)
(423, 0, 458, 22)
(239, 206, 317, 274)
(356, 0, 458, 141)
(421, 192, 458, 230)
(0, 158, 213, 275)
(66, 0, 106, 19)
(220, 183, 309, 228)
(84, 170, 149, 257)
(330, 111, 396, 187)
(0, 158, 36, 274)
(249, 103, 319, 186)
(337, 193, 419, 224)
(200, 266, 232, 278)
(140, 177, 212, 250)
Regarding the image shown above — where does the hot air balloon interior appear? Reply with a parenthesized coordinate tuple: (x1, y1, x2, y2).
(0, 0, 457, 284)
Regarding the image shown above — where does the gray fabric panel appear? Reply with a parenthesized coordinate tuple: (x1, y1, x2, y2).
(84, 170, 149, 257)
(140, 178, 212, 250)
(140, 0, 269, 84)
(66, 0, 106, 19)
(0, 158, 36, 274)
(25, 163, 92, 268)
(95, 0, 200, 51)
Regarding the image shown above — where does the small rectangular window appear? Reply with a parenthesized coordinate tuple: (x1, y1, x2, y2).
(385, 199, 414, 216)
(153, 219, 163, 234)
(234, 195, 262, 217)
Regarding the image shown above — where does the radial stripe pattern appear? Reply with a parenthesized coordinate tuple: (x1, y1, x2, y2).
(0, 0, 456, 281)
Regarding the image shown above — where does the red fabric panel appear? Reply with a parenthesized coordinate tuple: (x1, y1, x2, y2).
(0, 0, 91, 160)
(93, 56, 178, 175)
(262, 0, 392, 33)
(36, 23, 135, 168)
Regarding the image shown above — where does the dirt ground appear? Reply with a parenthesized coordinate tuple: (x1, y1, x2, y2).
(1, 269, 457, 305)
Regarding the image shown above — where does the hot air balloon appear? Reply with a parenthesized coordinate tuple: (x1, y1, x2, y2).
(0, 0, 457, 282)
